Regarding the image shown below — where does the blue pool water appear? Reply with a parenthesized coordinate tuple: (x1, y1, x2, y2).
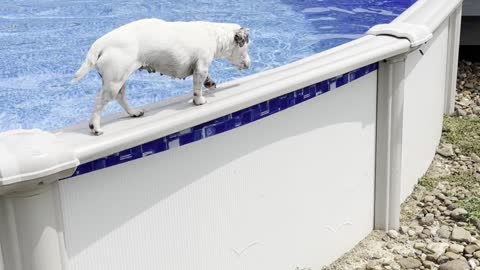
(0, 0, 415, 132)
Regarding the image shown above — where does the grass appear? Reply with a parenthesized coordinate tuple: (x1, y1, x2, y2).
(444, 172, 479, 191)
(419, 172, 478, 192)
(419, 176, 437, 191)
(459, 197, 480, 222)
(442, 116, 480, 156)
(419, 172, 480, 224)
(416, 115, 480, 224)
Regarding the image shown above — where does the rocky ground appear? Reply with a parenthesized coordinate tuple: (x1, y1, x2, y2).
(322, 60, 480, 270)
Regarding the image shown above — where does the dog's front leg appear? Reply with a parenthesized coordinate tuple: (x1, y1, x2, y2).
(192, 63, 209, 105)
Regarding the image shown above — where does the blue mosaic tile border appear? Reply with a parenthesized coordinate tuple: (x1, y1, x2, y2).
(68, 63, 378, 178)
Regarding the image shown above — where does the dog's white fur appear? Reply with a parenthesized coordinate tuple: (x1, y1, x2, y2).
(73, 18, 251, 135)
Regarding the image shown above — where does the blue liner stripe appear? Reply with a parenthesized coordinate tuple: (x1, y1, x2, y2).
(68, 63, 378, 178)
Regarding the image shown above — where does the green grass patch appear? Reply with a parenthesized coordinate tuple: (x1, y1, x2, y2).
(415, 116, 480, 225)
(419, 176, 437, 191)
(443, 172, 479, 191)
(459, 197, 480, 222)
(419, 172, 478, 193)
(442, 116, 480, 156)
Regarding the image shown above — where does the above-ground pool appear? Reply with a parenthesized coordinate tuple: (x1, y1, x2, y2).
(0, 0, 464, 269)
(0, 0, 414, 132)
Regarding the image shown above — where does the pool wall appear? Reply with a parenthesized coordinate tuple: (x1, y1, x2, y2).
(0, 0, 463, 269)
(400, 21, 449, 201)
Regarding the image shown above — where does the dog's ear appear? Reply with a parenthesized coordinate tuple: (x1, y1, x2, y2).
(234, 28, 250, 47)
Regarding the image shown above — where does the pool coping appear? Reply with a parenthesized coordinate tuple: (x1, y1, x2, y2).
(69, 63, 379, 178)
(57, 35, 410, 165)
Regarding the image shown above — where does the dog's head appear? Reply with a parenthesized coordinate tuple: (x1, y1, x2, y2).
(228, 27, 251, 71)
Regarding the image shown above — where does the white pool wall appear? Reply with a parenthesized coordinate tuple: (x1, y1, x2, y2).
(400, 20, 449, 201)
(59, 73, 377, 270)
(0, 0, 464, 269)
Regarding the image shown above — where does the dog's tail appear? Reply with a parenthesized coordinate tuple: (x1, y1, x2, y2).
(72, 44, 101, 83)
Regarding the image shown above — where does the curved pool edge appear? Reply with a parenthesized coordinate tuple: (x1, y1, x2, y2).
(0, 35, 412, 188)
(62, 36, 410, 163)
(0, 0, 465, 269)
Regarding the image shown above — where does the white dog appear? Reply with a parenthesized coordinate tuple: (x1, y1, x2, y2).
(73, 18, 251, 135)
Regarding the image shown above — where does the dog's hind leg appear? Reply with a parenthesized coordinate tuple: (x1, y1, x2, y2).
(89, 80, 123, 135)
(89, 48, 141, 135)
(89, 88, 112, 136)
(116, 83, 144, 118)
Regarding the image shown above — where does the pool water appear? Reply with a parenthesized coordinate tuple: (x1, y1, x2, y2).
(0, 0, 415, 132)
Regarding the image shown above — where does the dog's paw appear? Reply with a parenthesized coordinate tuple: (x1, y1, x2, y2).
(130, 109, 144, 118)
(204, 78, 216, 90)
(92, 129, 104, 136)
(205, 82, 216, 90)
(89, 123, 103, 136)
(193, 96, 207, 106)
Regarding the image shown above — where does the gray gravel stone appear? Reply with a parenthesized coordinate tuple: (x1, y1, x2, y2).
(464, 244, 480, 254)
(457, 108, 468, 116)
(414, 242, 427, 249)
(448, 243, 464, 254)
(437, 144, 455, 157)
(445, 251, 461, 260)
(427, 242, 450, 260)
(473, 106, 480, 115)
(438, 255, 450, 264)
(387, 230, 399, 239)
(423, 260, 436, 269)
(424, 195, 436, 202)
(421, 213, 435, 226)
(366, 261, 380, 270)
(371, 253, 382, 259)
(469, 258, 478, 269)
(451, 208, 469, 221)
(438, 225, 451, 239)
(451, 227, 472, 242)
(397, 257, 422, 269)
(438, 259, 470, 270)
(471, 153, 480, 163)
